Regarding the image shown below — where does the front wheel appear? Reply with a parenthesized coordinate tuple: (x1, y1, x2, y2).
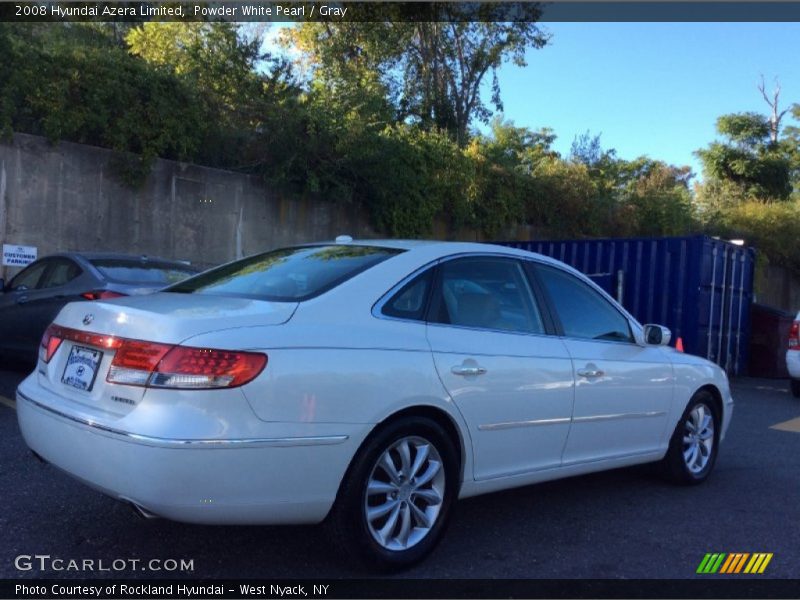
(661, 391, 720, 485)
(326, 416, 459, 571)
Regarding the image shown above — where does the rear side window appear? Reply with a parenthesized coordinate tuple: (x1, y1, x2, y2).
(535, 264, 634, 343)
(90, 260, 196, 285)
(40, 258, 82, 289)
(382, 270, 433, 321)
(168, 245, 402, 301)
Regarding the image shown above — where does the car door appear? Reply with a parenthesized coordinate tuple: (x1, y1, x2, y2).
(0, 260, 50, 356)
(426, 256, 575, 481)
(0, 258, 83, 359)
(22, 258, 85, 350)
(532, 262, 674, 465)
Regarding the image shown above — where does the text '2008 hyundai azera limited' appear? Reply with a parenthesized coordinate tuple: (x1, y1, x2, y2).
(17, 239, 733, 569)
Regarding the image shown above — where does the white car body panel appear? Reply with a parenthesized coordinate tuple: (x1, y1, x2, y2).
(560, 338, 674, 463)
(427, 323, 574, 480)
(16, 240, 733, 525)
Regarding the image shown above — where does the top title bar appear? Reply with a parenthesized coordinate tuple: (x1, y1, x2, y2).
(2, 1, 800, 22)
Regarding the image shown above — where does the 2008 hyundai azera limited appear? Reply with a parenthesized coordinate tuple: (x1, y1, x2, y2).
(17, 239, 733, 569)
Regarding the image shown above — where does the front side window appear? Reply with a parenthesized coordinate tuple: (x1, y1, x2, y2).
(9, 261, 48, 291)
(535, 264, 634, 343)
(430, 257, 545, 334)
(168, 245, 402, 301)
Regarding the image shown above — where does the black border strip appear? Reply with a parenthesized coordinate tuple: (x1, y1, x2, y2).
(2, 2, 800, 23)
(3, 578, 800, 599)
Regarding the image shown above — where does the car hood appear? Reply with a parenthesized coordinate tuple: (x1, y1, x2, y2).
(53, 292, 298, 345)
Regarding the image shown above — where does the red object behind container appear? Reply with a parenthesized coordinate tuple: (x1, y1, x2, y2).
(748, 303, 795, 378)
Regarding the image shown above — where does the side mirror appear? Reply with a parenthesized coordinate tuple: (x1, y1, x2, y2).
(644, 324, 672, 346)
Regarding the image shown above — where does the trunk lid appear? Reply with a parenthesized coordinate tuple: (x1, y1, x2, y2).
(36, 292, 296, 417)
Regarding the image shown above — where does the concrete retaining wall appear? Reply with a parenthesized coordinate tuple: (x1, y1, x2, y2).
(0, 132, 378, 278)
(754, 261, 800, 314)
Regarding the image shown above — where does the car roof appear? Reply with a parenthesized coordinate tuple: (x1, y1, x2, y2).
(331, 238, 567, 267)
(319, 239, 445, 250)
(46, 252, 196, 268)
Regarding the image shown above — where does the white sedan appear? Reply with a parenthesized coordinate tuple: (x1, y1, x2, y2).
(17, 240, 733, 569)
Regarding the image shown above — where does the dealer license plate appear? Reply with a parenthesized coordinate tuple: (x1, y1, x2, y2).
(61, 345, 104, 392)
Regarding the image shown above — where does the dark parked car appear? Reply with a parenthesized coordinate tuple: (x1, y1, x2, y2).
(0, 252, 199, 365)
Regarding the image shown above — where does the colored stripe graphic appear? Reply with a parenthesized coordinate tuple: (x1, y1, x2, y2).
(744, 553, 774, 574)
(696, 554, 713, 573)
(720, 553, 749, 574)
(697, 553, 726, 574)
(719, 554, 736, 573)
(698, 553, 773, 574)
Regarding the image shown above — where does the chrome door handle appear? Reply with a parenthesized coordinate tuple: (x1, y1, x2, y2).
(577, 368, 604, 378)
(451, 365, 487, 376)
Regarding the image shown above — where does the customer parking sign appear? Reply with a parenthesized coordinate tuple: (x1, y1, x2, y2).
(2, 244, 37, 267)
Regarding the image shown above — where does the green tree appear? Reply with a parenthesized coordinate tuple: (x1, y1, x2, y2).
(285, 9, 549, 146)
(126, 23, 263, 111)
(127, 22, 307, 178)
(0, 23, 208, 183)
(618, 159, 696, 236)
(696, 115, 792, 202)
(782, 103, 800, 193)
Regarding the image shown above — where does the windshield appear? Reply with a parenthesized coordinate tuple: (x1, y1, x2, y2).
(166, 245, 402, 301)
(90, 259, 197, 285)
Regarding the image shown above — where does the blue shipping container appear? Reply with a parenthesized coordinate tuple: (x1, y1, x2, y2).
(498, 235, 754, 375)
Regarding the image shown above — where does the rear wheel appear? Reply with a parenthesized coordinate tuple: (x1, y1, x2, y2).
(662, 391, 720, 485)
(790, 379, 800, 398)
(327, 416, 459, 571)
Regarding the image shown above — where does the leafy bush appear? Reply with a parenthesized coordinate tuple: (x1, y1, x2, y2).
(712, 200, 800, 272)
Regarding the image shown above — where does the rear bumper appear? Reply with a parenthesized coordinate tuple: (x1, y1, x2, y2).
(16, 383, 366, 525)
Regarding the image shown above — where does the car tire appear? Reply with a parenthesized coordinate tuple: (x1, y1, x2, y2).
(326, 416, 459, 571)
(661, 390, 720, 485)
(790, 379, 800, 398)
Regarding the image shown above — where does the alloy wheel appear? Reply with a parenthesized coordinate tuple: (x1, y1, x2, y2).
(682, 402, 715, 474)
(364, 436, 446, 551)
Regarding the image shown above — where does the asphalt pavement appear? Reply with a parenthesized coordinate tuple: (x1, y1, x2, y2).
(1, 368, 799, 579)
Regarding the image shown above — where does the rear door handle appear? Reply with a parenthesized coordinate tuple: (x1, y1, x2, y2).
(577, 368, 604, 378)
(16, 295, 28, 305)
(451, 365, 487, 376)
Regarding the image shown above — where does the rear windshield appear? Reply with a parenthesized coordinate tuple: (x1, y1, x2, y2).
(166, 245, 402, 301)
(90, 259, 197, 285)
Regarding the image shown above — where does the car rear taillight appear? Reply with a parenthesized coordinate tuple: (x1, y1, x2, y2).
(39, 325, 266, 389)
(789, 321, 800, 350)
(107, 340, 173, 386)
(149, 347, 268, 389)
(81, 290, 127, 301)
(41, 324, 123, 363)
(40, 324, 64, 363)
(106, 340, 267, 389)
